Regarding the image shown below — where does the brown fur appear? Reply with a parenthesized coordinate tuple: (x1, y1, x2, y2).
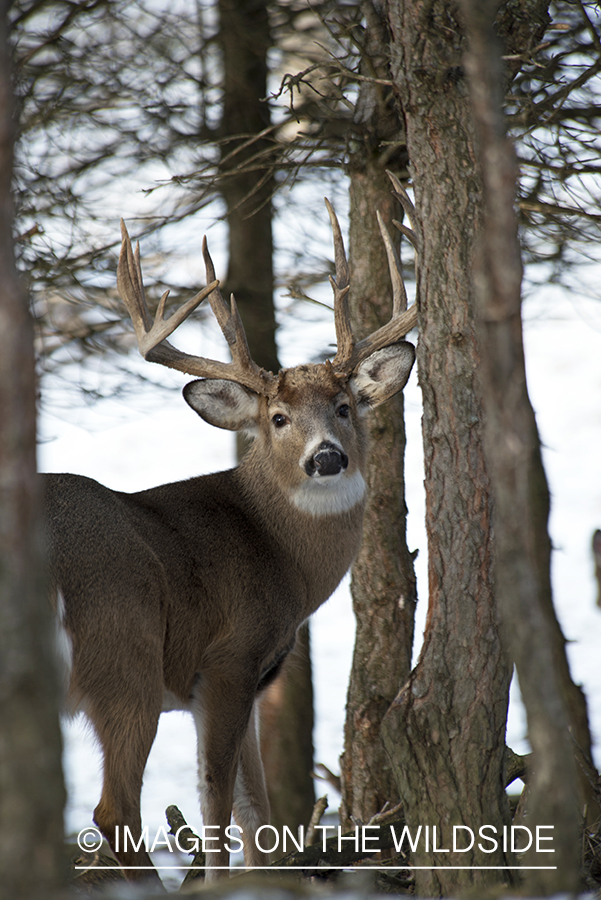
(44, 352, 413, 883)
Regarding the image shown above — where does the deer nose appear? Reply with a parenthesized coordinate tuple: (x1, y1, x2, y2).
(305, 441, 349, 477)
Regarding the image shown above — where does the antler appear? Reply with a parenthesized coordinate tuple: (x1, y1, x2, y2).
(117, 220, 277, 395)
(326, 172, 419, 376)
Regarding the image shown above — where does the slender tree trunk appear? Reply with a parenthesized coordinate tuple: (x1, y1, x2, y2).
(259, 623, 314, 834)
(217, 0, 315, 833)
(0, 9, 66, 896)
(462, 0, 598, 890)
(340, 159, 417, 827)
(218, 0, 278, 372)
(338, 2, 416, 831)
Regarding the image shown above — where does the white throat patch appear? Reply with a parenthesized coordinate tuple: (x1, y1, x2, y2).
(290, 470, 366, 517)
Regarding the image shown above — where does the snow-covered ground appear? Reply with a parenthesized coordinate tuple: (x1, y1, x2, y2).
(38, 285, 601, 859)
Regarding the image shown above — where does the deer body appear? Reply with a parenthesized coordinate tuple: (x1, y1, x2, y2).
(45, 179, 419, 883)
(47, 370, 369, 712)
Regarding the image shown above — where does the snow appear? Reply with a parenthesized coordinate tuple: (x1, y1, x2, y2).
(38, 286, 601, 852)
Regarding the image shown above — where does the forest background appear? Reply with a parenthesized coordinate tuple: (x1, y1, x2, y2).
(1, 0, 601, 897)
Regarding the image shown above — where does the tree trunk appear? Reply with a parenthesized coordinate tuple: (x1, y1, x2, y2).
(339, 2, 417, 831)
(380, 3, 512, 893)
(218, 0, 278, 373)
(380, 2, 559, 895)
(0, 10, 66, 896)
(340, 159, 417, 827)
(461, 0, 598, 890)
(260, 623, 315, 834)
(217, 0, 315, 833)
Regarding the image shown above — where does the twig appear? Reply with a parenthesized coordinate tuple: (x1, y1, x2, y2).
(306, 796, 329, 846)
(165, 805, 206, 886)
(368, 800, 404, 826)
(273, 817, 407, 872)
(165, 804, 199, 855)
(312, 762, 341, 792)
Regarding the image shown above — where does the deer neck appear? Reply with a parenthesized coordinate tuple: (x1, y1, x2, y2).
(235, 445, 366, 610)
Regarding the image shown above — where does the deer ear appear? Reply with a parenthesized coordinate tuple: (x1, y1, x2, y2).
(349, 341, 415, 411)
(183, 380, 261, 433)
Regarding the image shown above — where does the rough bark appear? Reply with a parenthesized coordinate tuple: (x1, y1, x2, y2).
(340, 162, 417, 828)
(217, 0, 278, 373)
(260, 623, 315, 834)
(217, 0, 315, 831)
(378, 3, 563, 895)
(462, 0, 598, 890)
(380, 3, 514, 894)
(338, 2, 416, 831)
(0, 8, 66, 896)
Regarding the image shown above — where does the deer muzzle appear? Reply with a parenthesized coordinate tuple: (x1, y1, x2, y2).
(305, 441, 349, 478)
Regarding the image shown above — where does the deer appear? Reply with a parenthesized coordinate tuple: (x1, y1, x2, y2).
(43, 173, 419, 884)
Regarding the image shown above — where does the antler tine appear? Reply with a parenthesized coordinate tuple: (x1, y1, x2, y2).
(118, 220, 219, 358)
(385, 169, 422, 255)
(201, 236, 230, 333)
(377, 210, 408, 317)
(328, 186, 418, 376)
(350, 294, 418, 373)
(324, 198, 355, 370)
(324, 198, 350, 290)
(392, 219, 418, 251)
(117, 219, 152, 337)
(386, 170, 423, 318)
(117, 222, 275, 394)
(228, 293, 258, 373)
(201, 238, 271, 388)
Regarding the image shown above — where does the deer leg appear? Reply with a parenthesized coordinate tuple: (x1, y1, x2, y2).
(83, 651, 164, 885)
(192, 676, 256, 881)
(232, 701, 271, 870)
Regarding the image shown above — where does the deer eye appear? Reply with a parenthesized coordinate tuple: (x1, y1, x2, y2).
(272, 413, 290, 428)
(337, 404, 350, 418)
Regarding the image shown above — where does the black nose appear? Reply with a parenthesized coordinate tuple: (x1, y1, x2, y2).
(305, 441, 349, 477)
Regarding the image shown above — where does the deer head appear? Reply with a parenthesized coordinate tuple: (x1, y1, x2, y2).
(117, 175, 418, 516)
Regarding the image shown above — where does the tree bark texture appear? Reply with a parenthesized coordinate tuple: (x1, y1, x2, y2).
(217, 0, 315, 831)
(338, 2, 416, 830)
(340, 159, 417, 827)
(260, 623, 315, 834)
(379, 2, 563, 895)
(0, 9, 66, 896)
(218, 0, 278, 372)
(380, 3, 514, 893)
(461, 0, 597, 890)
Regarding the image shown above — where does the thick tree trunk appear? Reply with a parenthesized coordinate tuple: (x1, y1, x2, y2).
(379, 2, 562, 895)
(340, 162, 417, 828)
(462, 1, 598, 890)
(0, 10, 66, 896)
(380, 3, 512, 893)
(217, 0, 315, 833)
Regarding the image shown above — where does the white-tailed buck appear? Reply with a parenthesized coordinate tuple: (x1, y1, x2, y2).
(44, 173, 418, 883)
